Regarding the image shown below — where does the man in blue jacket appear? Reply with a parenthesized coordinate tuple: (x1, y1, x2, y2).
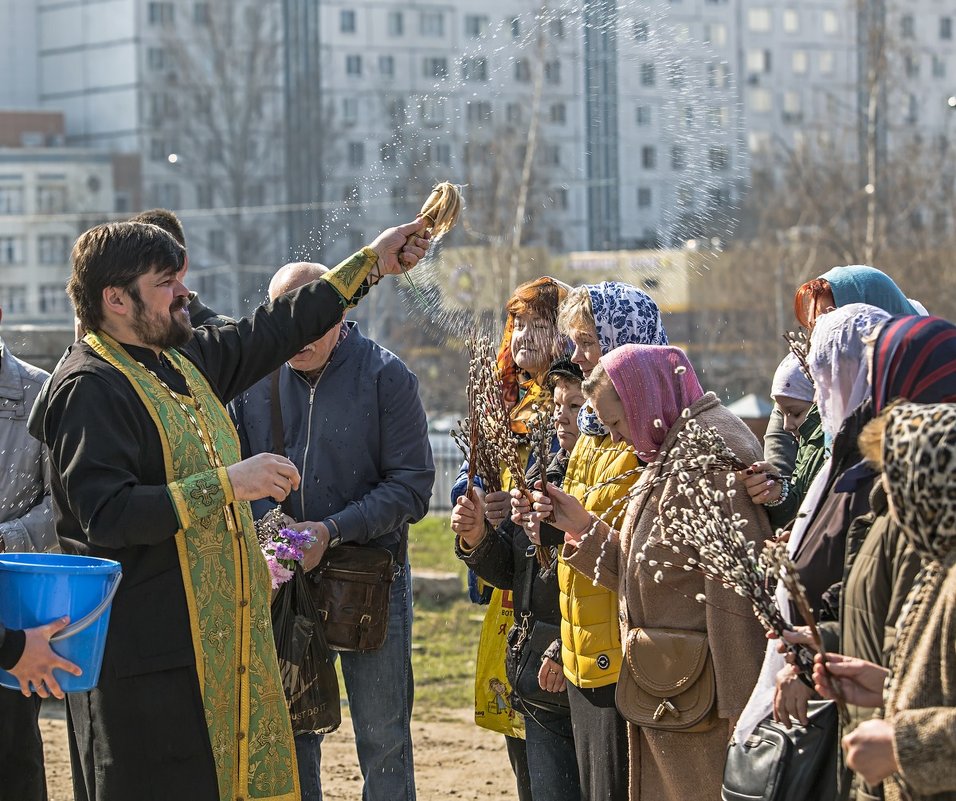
(232, 261, 434, 801)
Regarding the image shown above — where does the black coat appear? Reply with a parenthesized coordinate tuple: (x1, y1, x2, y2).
(29, 279, 349, 801)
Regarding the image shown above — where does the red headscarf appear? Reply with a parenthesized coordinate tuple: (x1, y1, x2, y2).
(601, 344, 704, 460)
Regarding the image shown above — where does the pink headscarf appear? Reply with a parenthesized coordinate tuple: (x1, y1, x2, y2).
(601, 344, 705, 459)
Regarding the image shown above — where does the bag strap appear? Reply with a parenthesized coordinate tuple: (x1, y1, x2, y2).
(517, 544, 537, 616)
(270, 369, 294, 519)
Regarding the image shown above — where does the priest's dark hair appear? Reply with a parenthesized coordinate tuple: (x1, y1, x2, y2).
(68, 221, 186, 331)
(129, 208, 186, 247)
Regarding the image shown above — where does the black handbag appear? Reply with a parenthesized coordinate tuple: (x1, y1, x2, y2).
(503, 546, 570, 716)
(721, 700, 838, 801)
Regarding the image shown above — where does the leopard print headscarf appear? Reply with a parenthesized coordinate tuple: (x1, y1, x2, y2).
(883, 402, 956, 562)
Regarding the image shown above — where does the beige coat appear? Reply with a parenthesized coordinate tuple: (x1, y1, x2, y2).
(884, 553, 956, 801)
(567, 393, 773, 801)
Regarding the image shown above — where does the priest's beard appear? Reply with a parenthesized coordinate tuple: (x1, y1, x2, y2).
(129, 293, 193, 350)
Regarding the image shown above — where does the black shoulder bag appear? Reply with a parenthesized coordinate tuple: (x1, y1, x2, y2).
(504, 545, 570, 716)
(721, 700, 838, 801)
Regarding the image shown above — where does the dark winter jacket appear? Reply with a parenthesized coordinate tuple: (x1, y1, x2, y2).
(232, 321, 435, 559)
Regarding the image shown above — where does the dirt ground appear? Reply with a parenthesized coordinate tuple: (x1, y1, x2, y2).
(40, 704, 517, 800)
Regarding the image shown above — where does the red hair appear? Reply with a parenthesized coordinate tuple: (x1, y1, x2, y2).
(794, 278, 833, 329)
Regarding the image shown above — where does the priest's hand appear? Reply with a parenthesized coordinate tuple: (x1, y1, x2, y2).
(227, 453, 300, 502)
(9, 617, 82, 700)
(369, 219, 430, 276)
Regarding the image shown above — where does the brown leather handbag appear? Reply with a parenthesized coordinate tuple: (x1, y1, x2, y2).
(307, 546, 395, 652)
(616, 627, 719, 732)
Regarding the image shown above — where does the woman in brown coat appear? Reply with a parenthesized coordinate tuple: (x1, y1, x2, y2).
(521, 344, 773, 801)
(815, 402, 956, 801)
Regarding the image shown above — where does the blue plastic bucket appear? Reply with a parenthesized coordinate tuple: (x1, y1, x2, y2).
(0, 553, 122, 693)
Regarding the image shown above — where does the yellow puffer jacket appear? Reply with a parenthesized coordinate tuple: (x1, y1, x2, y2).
(558, 434, 641, 688)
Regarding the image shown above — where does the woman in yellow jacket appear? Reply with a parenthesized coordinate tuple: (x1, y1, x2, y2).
(548, 282, 668, 801)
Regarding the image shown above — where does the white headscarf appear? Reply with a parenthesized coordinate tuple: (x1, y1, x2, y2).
(808, 303, 891, 438)
(770, 353, 815, 403)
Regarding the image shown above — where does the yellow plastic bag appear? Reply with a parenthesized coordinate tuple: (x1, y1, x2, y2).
(473, 587, 524, 738)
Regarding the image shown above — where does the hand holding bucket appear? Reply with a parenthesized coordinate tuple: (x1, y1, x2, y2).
(8, 616, 83, 699)
(0, 553, 122, 694)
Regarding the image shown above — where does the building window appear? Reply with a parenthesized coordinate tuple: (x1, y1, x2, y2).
(38, 235, 71, 264)
(390, 185, 407, 211)
(380, 142, 396, 163)
(348, 142, 364, 167)
(747, 9, 771, 33)
(634, 20, 649, 41)
(466, 101, 492, 122)
(347, 229, 364, 252)
(540, 145, 560, 166)
(515, 59, 531, 82)
(461, 57, 488, 81)
(379, 55, 394, 77)
(550, 18, 565, 38)
(544, 60, 561, 84)
(550, 103, 566, 124)
(506, 103, 522, 125)
(749, 88, 772, 113)
(901, 15, 915, 39)
(703, 23, 726, 46)
(147, 2, 174, 25)
(707, 62, 729, 89)
(822, 11, 839, 34)
(434, 143, 451, 165)
(668, 63, 686, 88)
(423, 57, 448, 79)
(637, 187, 652, 208)
(388, 11, 403, 36)
(464, 14, 488, 38)
(0, 236, 24, 264)
(388, 98, 407, 125)
(747, 49, 771, 73)
(671, 145, 686, 170)
(641, 146, 657, 169)
(420, 97, 445, 126)
(783, 9, 799, 33)
(792, 50, 808, 74)
(0, 186, 23, 214)
(510, 16, 521, 38)
(677, 185, 694, 208)
(905, 53, 919, 79)
(196, 183, 213, 208)
(933, 54, 946, 79)
(709, 147, 729, 171)
(0, 285, 27, 314)
(708, 106, 729, 129)
(147, 47, 168, 71)
(342, 96, 358, 125)
(193, 3, 210, 25)
(37, 185, 67, 213)
(636, 105, 652, 125)
(942, 17, 952, 40)
(420, 11, 444, 36)
(208, 229, 225, 257)
(550, 187, 569, 210)
(39, 284, 70, 315)
(641, 63, 656, 86)
(819, 51, 834, 75)
(345, 55, 362, 76)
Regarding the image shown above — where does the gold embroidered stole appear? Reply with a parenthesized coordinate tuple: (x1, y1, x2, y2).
(85, 332, 298, 801)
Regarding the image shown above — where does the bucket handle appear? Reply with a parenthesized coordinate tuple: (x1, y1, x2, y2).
(50, 572, 123, 643)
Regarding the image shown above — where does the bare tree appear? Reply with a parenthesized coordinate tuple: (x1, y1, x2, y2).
(157, 0, 285, 314)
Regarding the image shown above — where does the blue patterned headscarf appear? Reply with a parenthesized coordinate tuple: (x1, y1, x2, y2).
(578, 282, 669, 436)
